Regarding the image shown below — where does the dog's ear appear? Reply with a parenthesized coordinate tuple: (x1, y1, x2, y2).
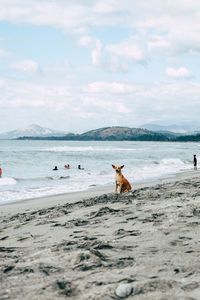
(120, 165, 124, 169)
(112, 164, 116, 169)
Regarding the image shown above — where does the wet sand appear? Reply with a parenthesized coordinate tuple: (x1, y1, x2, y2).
(1, 171, 200, 299)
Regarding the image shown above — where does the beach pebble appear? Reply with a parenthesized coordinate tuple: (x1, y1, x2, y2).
(115, 283, 133, 298)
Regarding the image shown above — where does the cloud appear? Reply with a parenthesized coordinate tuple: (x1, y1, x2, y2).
(78, 34, 147, 72)
(148, 35, 170, 52)
(78, 36, 102, 66)
(165, 67, 193, 79)
(3, 1, 198, 76)
(105, 36, 146, 63)
(82, 96, 131, 113)
(86, 81, 136, 93)
(1, 74, 200, 130)
(1, 1, 200, 57)
(0, 79, 72, 110)
(103, 35, 147, 72)
(9, 60, 40, 74)
(0, 1, 90, 33)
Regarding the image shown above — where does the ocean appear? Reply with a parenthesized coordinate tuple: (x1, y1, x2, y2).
(0, 140, 198, 204)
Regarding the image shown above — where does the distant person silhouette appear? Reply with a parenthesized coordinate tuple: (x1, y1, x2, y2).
(78, 164, 84, 170)
(193, 155, 197, 170)
(53, 166, 58, 171)
(0, 167, 2, 177)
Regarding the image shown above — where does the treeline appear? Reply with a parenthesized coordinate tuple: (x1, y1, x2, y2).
(18, 135, 169, 141)
(174, 134, 200, 142)
(18, 134, 200, 142)
(16, 126, 200, 142)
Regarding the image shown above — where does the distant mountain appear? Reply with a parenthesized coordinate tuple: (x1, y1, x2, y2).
(140, 123, 200, 134)
(18, 126, 170, 141)
(78, 127, 169, 140)
(0, 124, 67, 139)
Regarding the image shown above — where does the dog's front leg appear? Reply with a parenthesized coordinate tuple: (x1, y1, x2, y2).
(119, 182, 123, 193)
(115, 181, 118, 193)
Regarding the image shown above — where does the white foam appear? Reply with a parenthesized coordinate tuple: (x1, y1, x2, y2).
(42, 146, 94, 152)
(0, 183, 89, 204)
(161, 158, 186, 166)
(0, 177, 17, 186)
(129, 158, 191, 182)
(41, 146, 137, 152)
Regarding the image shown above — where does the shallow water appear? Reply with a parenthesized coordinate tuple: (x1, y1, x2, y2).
(0, 140, 198, 204)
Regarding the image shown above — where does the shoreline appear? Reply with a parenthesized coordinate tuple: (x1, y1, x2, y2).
(1, 169, 199, 214)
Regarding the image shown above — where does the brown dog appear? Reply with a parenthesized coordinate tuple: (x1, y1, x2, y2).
(112, 165, 131, 193)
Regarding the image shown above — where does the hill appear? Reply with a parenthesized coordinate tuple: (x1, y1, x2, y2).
(18, 126, 169, 141)
(78, 127, 169, 141)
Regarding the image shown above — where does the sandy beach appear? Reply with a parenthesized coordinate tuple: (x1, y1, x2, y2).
(1, 171, 200, 299)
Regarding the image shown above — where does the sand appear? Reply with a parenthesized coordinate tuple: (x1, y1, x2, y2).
(1, 171, 200, 299)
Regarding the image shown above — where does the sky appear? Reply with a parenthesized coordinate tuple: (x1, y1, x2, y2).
(0, 0, 200, 133)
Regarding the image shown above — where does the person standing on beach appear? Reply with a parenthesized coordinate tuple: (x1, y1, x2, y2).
(193, 155, 197, 170)
(0, 167, 2, 177)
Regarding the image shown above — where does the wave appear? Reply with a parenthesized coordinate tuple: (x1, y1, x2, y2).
(0, 182, 89, 204)
(14, 176, 70, 182)
(41, 146, 137, 152)
(130, 158, 191, 182)
(42, 146, 94, 152)
(0, 177, 17, 186)
(161, 158, 186, 166)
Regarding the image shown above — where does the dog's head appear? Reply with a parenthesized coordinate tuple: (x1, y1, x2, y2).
(112, 164, 124, 173)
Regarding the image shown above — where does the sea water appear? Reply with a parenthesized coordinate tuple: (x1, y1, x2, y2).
(0, 140, 198, 204)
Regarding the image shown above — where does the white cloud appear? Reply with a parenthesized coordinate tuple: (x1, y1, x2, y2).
(82, 96, 131, 113)
(102, 35, 147, 72)
(148, 35, 170, 52)
(1, 0, 200, 79)
(0, 1, 90, 33)
(1, 74, 200, 130)
(78, 35, 147, 72)
(0, 79, 72, 110)
(9, 60, 39, 74)
(105, 36, 146, 63)
(86, 81, 136, 93)
(78, 36, 102, 66)
(166, 67, 193, 79)
(1, 1, 200, 57)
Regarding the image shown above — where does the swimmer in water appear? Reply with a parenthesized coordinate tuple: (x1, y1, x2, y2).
(78, 164, 84, 170)
(53, 166, 58, 171)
